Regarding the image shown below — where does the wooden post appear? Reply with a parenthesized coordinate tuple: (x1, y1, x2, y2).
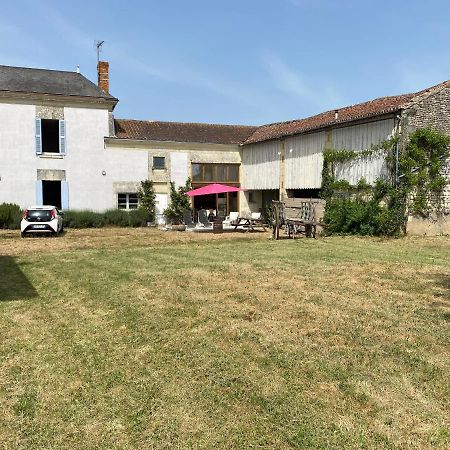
(272, 201, 280, 240)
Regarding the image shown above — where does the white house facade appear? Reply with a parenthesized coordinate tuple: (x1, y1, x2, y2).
(1, 61, 449, 232)
(0, 64, 148, 212)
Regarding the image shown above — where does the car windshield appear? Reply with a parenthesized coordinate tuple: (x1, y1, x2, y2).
(27, 210, 52, 221)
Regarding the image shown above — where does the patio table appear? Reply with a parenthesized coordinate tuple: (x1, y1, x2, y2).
(233, 215, 266, 232)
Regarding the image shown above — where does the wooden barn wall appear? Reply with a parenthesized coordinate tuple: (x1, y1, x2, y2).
(332, 118, 395, 185)
(241, 140, 280, 190)
(285, 131, 326, 189)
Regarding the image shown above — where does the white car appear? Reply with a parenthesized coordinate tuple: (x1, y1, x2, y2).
(21, 205, 64, 237)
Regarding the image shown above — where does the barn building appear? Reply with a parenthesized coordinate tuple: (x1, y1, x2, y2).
(0, 61, 449, 232)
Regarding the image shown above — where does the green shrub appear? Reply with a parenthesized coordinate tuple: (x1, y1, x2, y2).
(128, 208, 149, 227)
(0, 203, 22, 229)
(324, 198, 383, 236)
(137, 180, 156, 223)
(63, 210, 105, 228)
(103, 209, 130, 227)
(62, 209, 149, 228)
(164, 179, 192, 224)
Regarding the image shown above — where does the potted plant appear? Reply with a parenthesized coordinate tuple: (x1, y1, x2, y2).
(163, 179, 193, 230)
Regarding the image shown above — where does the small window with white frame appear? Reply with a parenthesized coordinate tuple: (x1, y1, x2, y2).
(118, 193, 138, 210)
(153, 156, 166, 170)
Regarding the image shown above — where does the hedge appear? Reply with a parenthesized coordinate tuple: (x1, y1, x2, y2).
(63, 209, 149, 228)
(0, 204, 150, 230)
(0, 203, 22, 229)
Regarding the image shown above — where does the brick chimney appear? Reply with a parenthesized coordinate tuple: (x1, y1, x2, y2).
(97, 61, 109, 94)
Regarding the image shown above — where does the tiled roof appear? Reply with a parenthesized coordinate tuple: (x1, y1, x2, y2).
(0, 65, 117, 101)
(243, 80, 450, 144)
(115, 80, 449, 146)
(114, 119, 258, 145)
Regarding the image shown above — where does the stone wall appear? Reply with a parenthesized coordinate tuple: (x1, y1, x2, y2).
(36, 105, 64, 120)
(401, 84, 450, 234)
(402, 84, 450, 134)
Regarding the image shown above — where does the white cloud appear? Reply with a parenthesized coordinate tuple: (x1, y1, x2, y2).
(0, 18, 47, 67)
(26, 2, 263, 111)
(110, 48, 264, 111)
(260, 51, 345, 112)
(394, 62, 449, 93)
(31, 2, 94, 52)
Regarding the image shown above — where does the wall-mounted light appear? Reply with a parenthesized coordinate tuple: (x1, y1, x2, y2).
(289, 148, 293, 153)
(101, 170, 107, 176)
(277, 151, 282, 156)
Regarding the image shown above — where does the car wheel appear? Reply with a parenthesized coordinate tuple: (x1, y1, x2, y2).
(21, 232, 26, 238)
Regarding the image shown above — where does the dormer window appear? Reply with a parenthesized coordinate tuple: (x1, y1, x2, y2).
(35, 118, 66, 155)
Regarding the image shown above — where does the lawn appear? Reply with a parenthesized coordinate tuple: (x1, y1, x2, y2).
(0, 229, 449, 449)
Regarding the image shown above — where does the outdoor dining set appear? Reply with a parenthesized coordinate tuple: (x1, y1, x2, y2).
(183, 182, 266, 233)
(182, 182, 324, 237)
(182, 209, 266, 233)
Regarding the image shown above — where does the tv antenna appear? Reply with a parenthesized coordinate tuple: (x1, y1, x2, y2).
(95, 40, 105, 63)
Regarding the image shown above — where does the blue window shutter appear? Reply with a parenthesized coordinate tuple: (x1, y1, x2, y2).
(61, 181, 69, 210)
(35, 118, 42, 155)
(59, 120, 66, 154)
(35, 180, 43, 205)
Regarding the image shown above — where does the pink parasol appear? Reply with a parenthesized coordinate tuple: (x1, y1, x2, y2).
(186, 183, 243, 197)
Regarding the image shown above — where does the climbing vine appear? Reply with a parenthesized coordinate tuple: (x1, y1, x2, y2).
(321, 136, 398, 199)
(399, 128, 450, 216)
(322, 128, 450, 236)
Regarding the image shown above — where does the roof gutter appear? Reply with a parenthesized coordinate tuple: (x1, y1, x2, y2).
(0, 90, 119, 111)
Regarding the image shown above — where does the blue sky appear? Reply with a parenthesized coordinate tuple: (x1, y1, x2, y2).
(2, 0, 450, 125)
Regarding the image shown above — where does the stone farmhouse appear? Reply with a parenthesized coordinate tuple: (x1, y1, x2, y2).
(0, 61, 449, 232)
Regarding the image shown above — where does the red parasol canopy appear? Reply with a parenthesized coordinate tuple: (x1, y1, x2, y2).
(186, 183, 243, 197)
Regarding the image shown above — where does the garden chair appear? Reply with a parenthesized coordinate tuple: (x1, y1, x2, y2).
(224, 211, 239, 226)
(198, 209, 213, 228)
(183, 210, 195, 228)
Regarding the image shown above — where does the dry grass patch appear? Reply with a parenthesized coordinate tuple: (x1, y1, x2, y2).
(0, 229, 449, 449)
(0, 227, 271, 257)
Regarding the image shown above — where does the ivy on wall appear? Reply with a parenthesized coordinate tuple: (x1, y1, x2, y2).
(321, 137, 397, 200)
(398, 128, 450, 216)
(322, 128, 450, 236)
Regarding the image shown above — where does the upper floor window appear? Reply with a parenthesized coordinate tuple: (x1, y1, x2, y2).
(153, 156, 166, 169)
(36, 118, 66, 155)
(191, 163, 239, 183)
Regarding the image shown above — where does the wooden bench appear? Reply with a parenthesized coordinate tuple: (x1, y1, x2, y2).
(272, 198, 325, 239)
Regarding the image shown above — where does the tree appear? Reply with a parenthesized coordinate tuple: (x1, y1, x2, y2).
(163, 178, 193, 224)
(136, 180, 156, 223)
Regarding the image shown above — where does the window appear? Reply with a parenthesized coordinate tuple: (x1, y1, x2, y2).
(153, 156, 166, 169)
(248, 191, 256, 203)
(228, 165, 239, 182)
(203, 164, 214, 181)
(191, 163, 201, 180)
(118, 193, 138, 210)
(35, 118, 66, 155)
(191, 163, 239, 182)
